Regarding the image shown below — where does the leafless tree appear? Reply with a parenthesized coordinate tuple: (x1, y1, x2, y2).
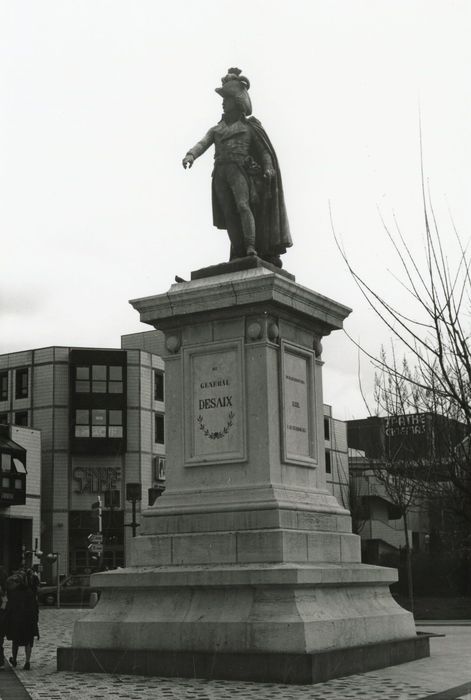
(334, 164, 471, 530)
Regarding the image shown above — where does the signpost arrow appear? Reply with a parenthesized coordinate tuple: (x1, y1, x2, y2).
(87, 543, 103, 554)
(88, 533, 103, 544)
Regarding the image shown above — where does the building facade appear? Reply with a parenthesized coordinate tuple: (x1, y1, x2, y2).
(0, 332, 166, 578)
(323, 404, 349, 507)
(0, 424, 41, 572)
(346, 413, 467, 560)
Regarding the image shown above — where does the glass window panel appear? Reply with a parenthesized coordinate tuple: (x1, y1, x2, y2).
(2, 477, 9, 488)
(92, 365, 107, 380)
(14, 479, 22, 489)
(14, 412, 28, 426)
(109, 410, 122, 425)
(92, 410, 106, 425)
(108, 426, 123, 438)
(0, 372, 8, 401)
(92, 426, 106, 438)
(109, 366, 122, 380)
(154, 371, 164, 401)
(12, 458, 26, 474)
(92, 381, 107, 393)
(75, 409, 89, 425)
(1, 454, 11, 471)
(0, 414, 8, 424)
(15, 369, 28, 399)
(155, 414, 165, 444)
(75, 426, 90, 437)
(75, 381, 90, 393)
(108, 382, 123, 394)
(76, 367, 90, 379)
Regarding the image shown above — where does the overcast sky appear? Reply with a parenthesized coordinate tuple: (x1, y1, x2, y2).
(1, 0, 470, 419)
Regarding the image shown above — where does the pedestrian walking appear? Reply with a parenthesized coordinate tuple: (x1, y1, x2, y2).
(0, 565, 8, 669)
(5, 569, 40, 670)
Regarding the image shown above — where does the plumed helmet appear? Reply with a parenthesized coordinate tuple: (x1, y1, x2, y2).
(215, 67, 252, 116)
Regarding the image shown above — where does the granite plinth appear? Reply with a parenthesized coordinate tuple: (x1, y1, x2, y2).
(62, 267, 426, 681)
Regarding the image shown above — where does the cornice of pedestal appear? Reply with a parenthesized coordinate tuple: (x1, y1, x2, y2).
(130, 266, 352, 337)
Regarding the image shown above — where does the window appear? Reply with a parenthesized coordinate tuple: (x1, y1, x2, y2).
(324, 417, 330, 441)
(15, 369, 28, 399)
(153, 456, 166, 481)
(325, 450, 331, 474)
(154, 414, 165, 444)
(154, 371, 164, 402)
(108, 410, 123, 438)
(91, 409, 107, 437)
(14, 411, 28, 427)
(74, 409, 123, 439)
(0, 413, 8, 425)
(74, 365, 123, 394)
(0, 372, 8, 401)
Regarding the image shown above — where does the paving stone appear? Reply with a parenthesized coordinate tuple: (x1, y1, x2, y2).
(2, 609, 470, 700)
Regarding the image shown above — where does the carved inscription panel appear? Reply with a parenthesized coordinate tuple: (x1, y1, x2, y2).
(281, 342, 316, 466)
(184, 341, 245, 465)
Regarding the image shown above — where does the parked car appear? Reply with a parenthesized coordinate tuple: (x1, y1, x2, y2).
(38, 574, 98, 606)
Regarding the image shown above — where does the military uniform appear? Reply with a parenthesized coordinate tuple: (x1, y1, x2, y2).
(187, 117, 274, 259)
(183, 68, 292, 265)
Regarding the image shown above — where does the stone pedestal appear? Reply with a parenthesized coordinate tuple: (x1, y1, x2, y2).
(58, 260, 428, 683)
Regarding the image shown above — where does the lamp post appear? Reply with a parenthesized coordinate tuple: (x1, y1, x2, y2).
(46, 552, 60, 608)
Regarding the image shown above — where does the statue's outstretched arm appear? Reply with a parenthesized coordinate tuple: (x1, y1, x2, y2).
(182, 128, 215, 169)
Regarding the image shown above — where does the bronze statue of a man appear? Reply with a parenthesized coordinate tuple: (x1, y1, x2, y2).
(182, 68, 292, 267)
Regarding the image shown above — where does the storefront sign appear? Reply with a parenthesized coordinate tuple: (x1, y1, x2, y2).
(73, 466, 121, 494)
(385, 414, 427, 437)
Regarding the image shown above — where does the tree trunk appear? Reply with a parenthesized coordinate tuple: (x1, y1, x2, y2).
(403, 513, 414, 615)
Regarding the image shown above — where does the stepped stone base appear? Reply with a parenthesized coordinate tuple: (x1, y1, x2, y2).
(57, 561, 423, 682)
(58, 637, 430, 684)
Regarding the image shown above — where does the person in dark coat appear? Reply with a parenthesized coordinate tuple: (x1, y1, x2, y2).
(5, 569, 39, 670)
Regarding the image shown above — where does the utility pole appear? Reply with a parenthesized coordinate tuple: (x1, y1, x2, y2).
(125, 483, 141, 537)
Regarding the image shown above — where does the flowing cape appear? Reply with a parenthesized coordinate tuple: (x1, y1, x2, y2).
(212, 116, 292, 258)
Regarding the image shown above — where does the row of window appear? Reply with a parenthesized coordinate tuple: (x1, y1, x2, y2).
(74, 365, 124, 394)
(72, 410, 165, 444)
(0, 411, 28, 426)
(0, 368, 29, 401)
(0, 367, 164, 402)
(74, 409, 124, 438)
(1, 475, 23, 490)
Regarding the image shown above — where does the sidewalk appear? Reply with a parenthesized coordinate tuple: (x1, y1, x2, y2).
(0, 609, 470, 700)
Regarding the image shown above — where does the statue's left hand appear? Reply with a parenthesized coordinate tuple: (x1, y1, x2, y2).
(264, 167, 275, 180)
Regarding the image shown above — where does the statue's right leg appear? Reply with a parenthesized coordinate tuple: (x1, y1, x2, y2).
(213, 171, 245, 259)
(227, 167, 257, 256)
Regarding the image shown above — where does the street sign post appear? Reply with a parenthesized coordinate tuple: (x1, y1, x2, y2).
(87, 532, 104, 561)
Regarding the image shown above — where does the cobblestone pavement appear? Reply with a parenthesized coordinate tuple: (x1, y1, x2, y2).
(1, 608, 470, 700)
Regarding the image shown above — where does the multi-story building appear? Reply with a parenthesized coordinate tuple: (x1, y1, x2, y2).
(346, 413, 467, 561)
(0, 331, 166, 578)
(323, 404, 349, 507)
(0, 424, 41, 571)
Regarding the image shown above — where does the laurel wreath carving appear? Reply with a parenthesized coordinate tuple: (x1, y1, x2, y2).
(197, 411, 235, 440)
